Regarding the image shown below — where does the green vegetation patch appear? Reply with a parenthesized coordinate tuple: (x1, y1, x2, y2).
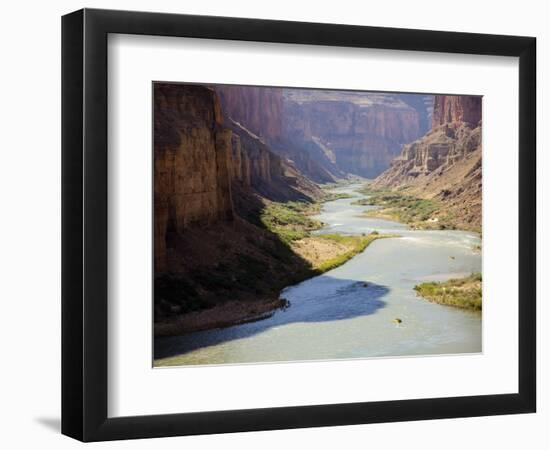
(414, 273, 482, 311)
(260, 201, 322, 244)
(321, 192, 354, 202)
(354, 186, 450, 228)
(314, 232, 397, 273)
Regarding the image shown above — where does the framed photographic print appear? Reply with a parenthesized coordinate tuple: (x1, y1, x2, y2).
(62, 8, 536, 442)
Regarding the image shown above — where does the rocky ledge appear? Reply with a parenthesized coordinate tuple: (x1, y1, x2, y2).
(373, 95, 482, 231)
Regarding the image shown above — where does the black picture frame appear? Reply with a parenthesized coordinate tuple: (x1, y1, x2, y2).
(62, 8, 536, 442)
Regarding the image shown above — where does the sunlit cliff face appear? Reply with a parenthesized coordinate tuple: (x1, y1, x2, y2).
(373, 94, 482, 231)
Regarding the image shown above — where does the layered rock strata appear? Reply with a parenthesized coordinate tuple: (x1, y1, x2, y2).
(154, 83, 325, 332)
(154, 84, 234, 272)
(154, 83, 321, 274)
(215, 85, 283, 141)
(373, 95, 482, 230)
(282, 90, 432, 178)
(216, 86, 433, 180)
(216, 85, 342, 183)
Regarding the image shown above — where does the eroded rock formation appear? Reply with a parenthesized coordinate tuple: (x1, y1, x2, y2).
(154, 83, 323, 330)
(282, 90, 432, 178)
(432, 95, 481, 127)
(373, 95, 482, 230)
(216, 85, 342, 183)
(154, 84, 234, 272)
(154, 83, 321, 274)
(215, 85, 283, 141)
(228, 120, 320, 202)
(215, 86, 433, 181)
(375, 121, 481, 183)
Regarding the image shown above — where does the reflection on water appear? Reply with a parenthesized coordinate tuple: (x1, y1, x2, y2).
(155, 184, 481, 366)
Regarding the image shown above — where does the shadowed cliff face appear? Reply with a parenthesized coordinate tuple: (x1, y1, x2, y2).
(155, 84, 322, 274)
(216, 85, 342, 183)
(154, 84, 234, 273)
(154, 84, 322, 324)
(215, 86, 323, 201)
(227, 119, 321, 202)
(374, 95, 482, 230)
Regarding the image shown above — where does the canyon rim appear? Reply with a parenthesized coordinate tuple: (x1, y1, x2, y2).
(153, 82, 482, 367)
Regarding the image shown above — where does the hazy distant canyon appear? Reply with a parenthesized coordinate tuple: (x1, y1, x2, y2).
(217, 85, 434, 180)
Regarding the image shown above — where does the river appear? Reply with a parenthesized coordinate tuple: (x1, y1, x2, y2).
(155, 184, 482, 366)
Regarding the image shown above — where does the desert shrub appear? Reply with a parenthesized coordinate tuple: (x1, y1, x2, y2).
(260, 201, 322, 244)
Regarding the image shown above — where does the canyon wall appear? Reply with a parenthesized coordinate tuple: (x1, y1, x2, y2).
(154, 84, 234, 272)
(154, 83, 325, 327)
(227, 119, 320, 202)
(373, 95, 482, 230)
(432, 95, 482, 127)
(215, 85, 283, 141)
(216, 85, 342, 183)
(282, 90, 432, 178)
(216, 86, 432, 181)
(154, 84, 321, 274)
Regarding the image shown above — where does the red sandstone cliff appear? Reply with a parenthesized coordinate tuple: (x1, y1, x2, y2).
(214, 85, 323, 199)
(154, 83, 321, 330)
(154, 84, 320, 274)
(432, 95, 481, 128)
(282, 91, 430, 178)
(373, 95, 482, 230)
(154, 84, 234, 272)
(216, 85, 341, 183)
(215, 85, 283, 141)
(227, 119, 320, 202)
(215, 86, 430, 181)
